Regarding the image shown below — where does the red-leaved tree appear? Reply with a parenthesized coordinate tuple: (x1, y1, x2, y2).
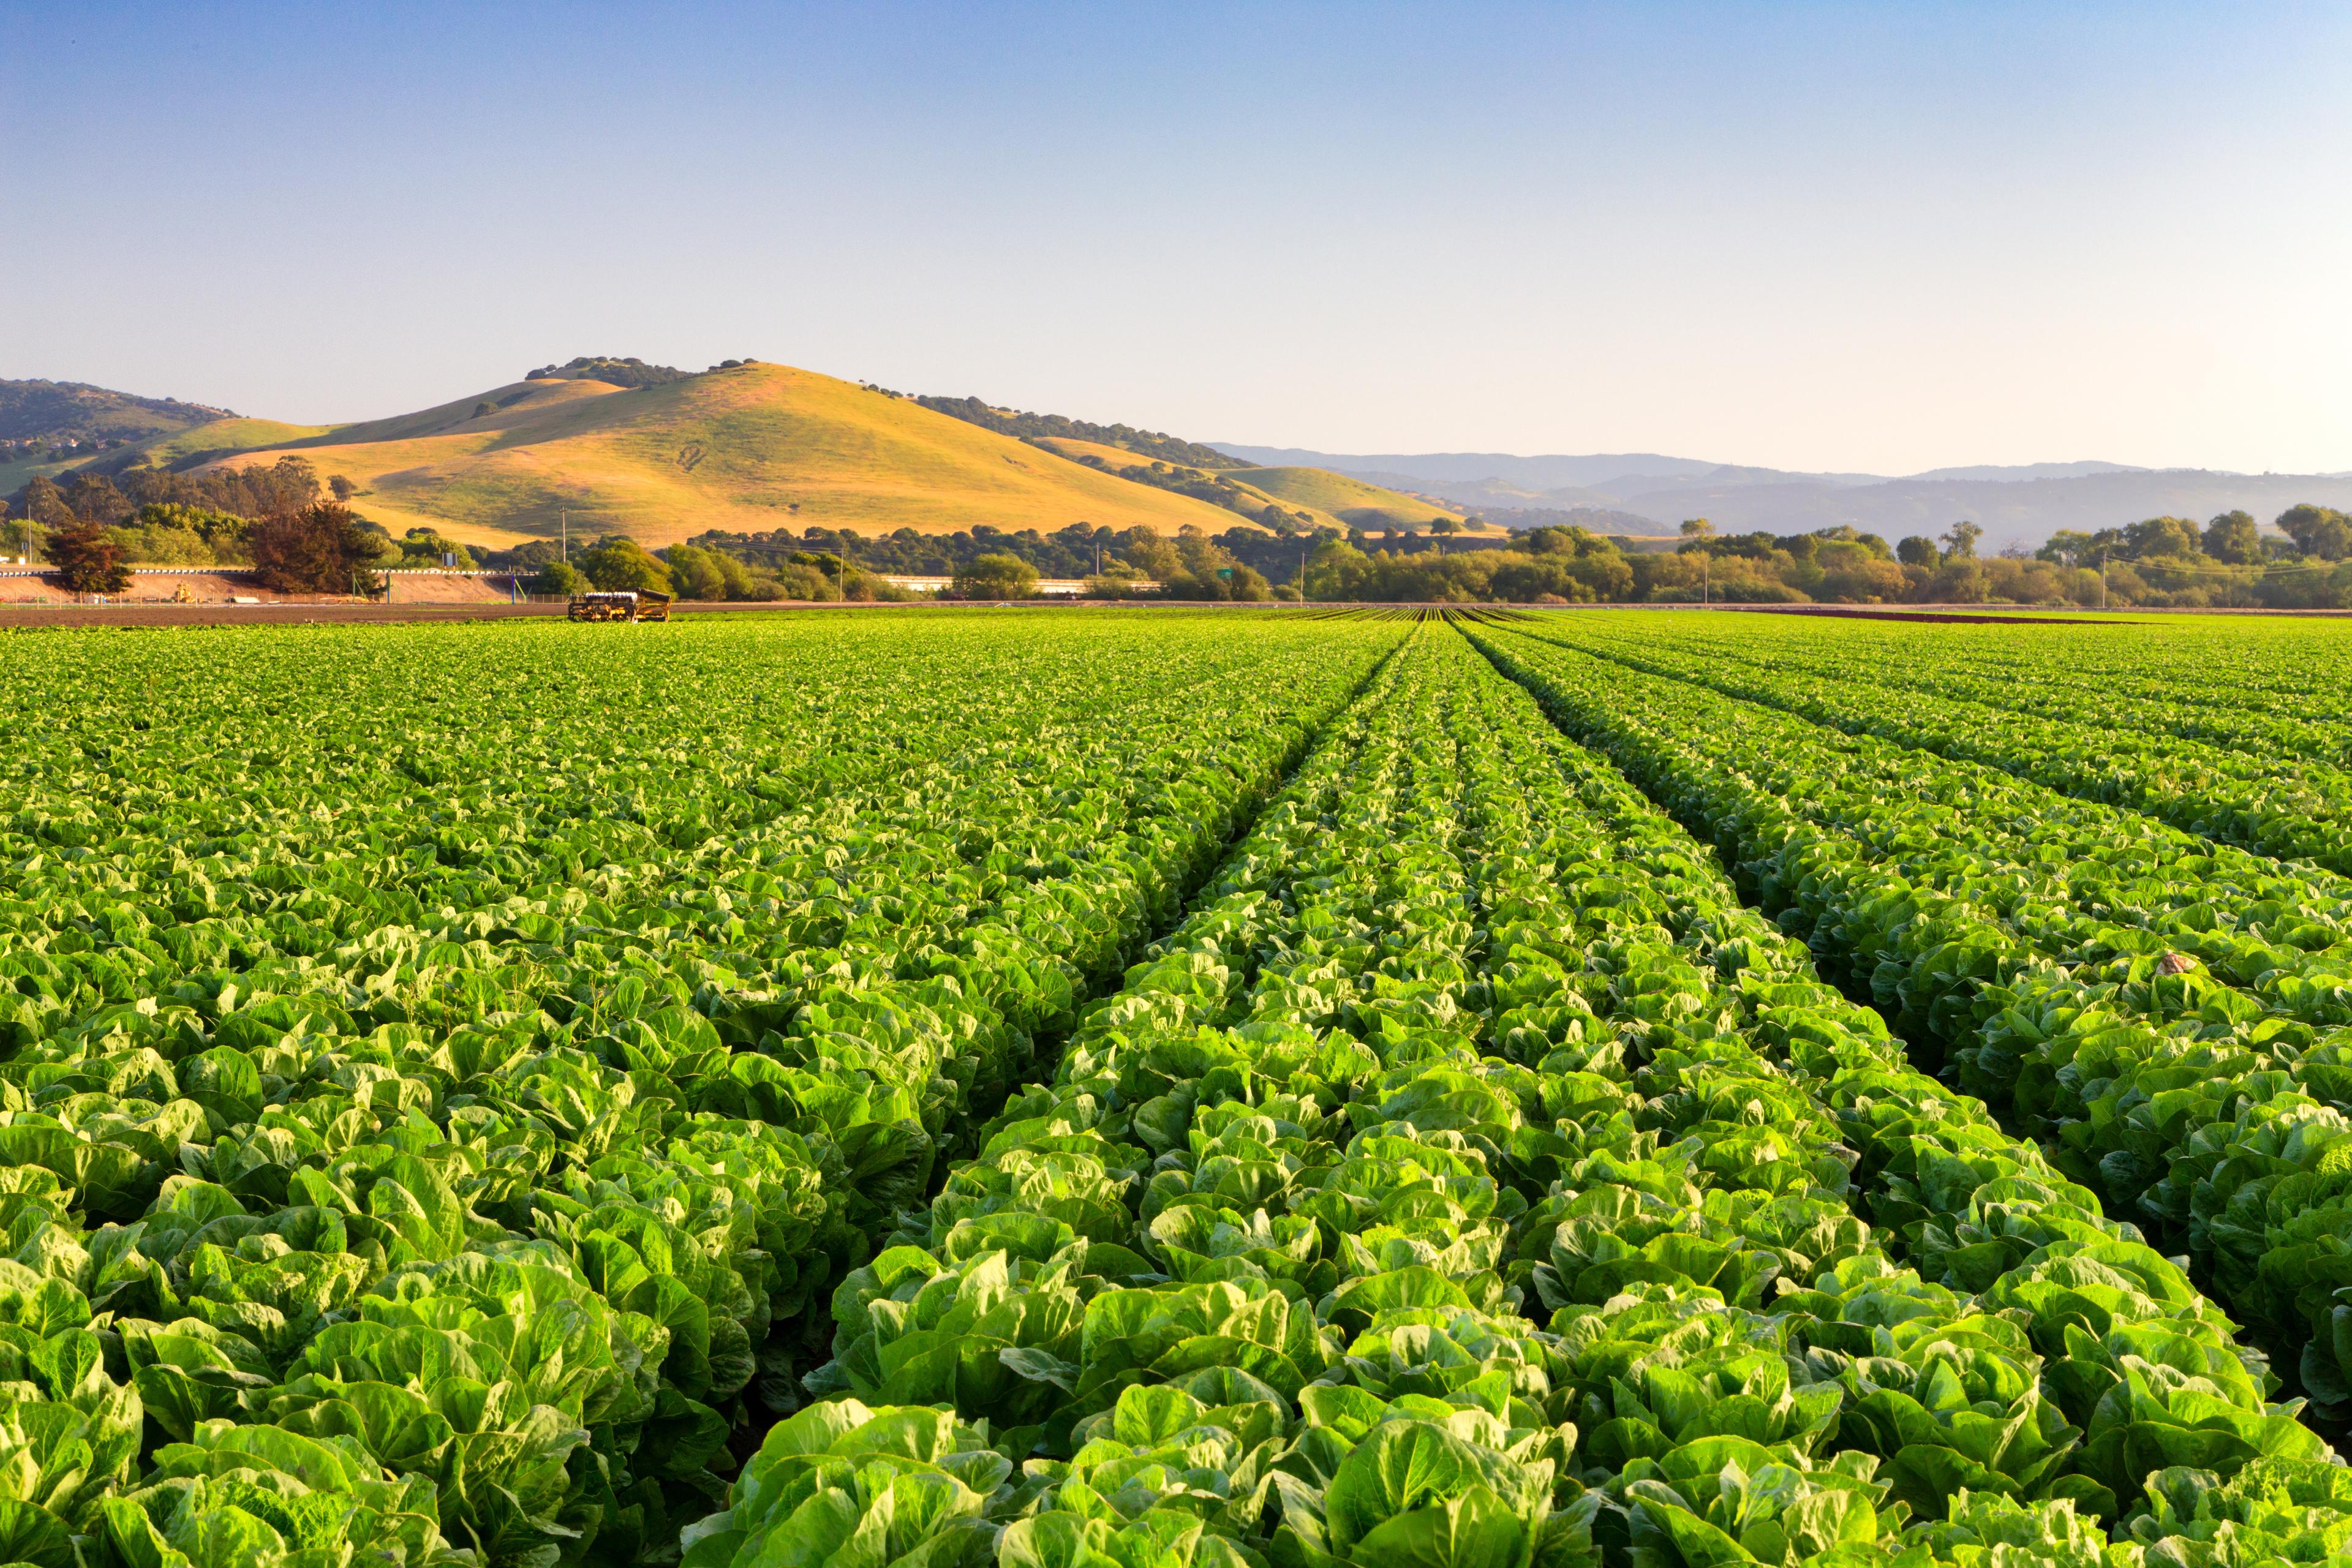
(47, 519, 132, 594)
(247, 502, 381, 594)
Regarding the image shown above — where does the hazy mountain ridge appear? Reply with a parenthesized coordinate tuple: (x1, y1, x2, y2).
(1215, 443, 2151, 492)
(1215, 447, 1727, 489)
(1214, 444, 2352, 549)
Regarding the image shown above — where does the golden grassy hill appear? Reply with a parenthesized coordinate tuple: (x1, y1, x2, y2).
(198, 364, 1251, 548)
(1033, 435, 1172, 469)
(1231, 466, 1464, 530)
(140, 418, 339, 464)
(1028, 436, 1341, 530)
(1028, 436, 1477, 535)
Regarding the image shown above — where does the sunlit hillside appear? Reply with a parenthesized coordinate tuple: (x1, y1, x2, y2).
(201, 363, 1254, 547)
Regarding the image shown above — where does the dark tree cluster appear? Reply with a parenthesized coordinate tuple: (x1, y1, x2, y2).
(7, 456, 429, 586)
(15, 454, 328, 527)
(679, 522, 1280, 598)
(45, 519, 133, 594)
(1303, 526, 1642, 604)
(2029, 505, 2352, 606)
(247, 502, 383, 594)
(913, 395, 1244, 470)
(690, 523, 1120, 580)
(522, 356, 694, 389)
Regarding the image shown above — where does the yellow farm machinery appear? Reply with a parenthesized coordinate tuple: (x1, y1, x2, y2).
(567, 590, 673, 623)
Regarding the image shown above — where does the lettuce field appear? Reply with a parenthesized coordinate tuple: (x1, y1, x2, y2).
(7, 606, 2352, 1568)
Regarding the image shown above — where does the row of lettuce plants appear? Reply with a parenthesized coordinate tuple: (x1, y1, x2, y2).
(0, 614, 1404, 1566)
(1523, 614, 2352, 876)
(1593, 615, 2352, 771)
(1468, 620, 2352, 1436)
(1493, 617, 2352, 1046)
(1517, 618, 2352, 1040)
(684, 626, 2344, 1567)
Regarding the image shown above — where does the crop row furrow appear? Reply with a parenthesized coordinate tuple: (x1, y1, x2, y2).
(1613, 616, 2352, 769)
(0, 614, 1405, 1567)
(684, 627, 2340, 1568)
(1493, 623, 2352, 1044)
(1528, 614, 2352, 875)
(1469, 622, 2352, 1442)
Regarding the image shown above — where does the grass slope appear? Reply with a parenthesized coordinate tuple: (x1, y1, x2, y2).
(140, 418, 338, 464)
(1028, 436, 1481, 536)
(1030, 435, 1328, 528)
(1033, 435, 1170, 469)
(0, 453, 78, 499)
(200, 366, 1250, 548)
(1233, 466, 1465, 530)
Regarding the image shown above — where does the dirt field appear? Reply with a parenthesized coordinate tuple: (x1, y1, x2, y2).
(0, 599, 935, 630)
(0, 601, 553, 629)
(0, 570, 520, 608)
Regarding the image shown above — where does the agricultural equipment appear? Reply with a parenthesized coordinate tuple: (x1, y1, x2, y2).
(567, 589, 673, 622)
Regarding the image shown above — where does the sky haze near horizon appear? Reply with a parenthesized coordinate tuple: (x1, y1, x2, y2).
(7, 0, 2351, 476)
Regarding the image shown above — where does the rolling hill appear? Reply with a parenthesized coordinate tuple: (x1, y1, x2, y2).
(1027, 437, 1344, 532)
(0, 378, 268, 499)
(1226, 466, 1464, 531)
(912, 396, 1237, 469)
(86, 417, 342, 472)
(0, 379, 236, 445)
(1027, 437, 1472, 535)
(197, 364, 1256, 547)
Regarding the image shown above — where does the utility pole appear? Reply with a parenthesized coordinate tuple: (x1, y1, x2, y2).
(2098, 550, 2107, 611)
(1702, 554, 1709, 607)
(560, 508, 568, 563)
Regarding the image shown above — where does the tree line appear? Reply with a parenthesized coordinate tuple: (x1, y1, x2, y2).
(12, 459, 334, 548)
(522, 355, 696, 388)
(910, 395, 1242, 470)
(694, 522, 1116, 580)
(13, 462, 2350, 607)
(501, 529, 1278, 604)
(496, 536, 896, 603)
(2026, 505, 2352, 608)
(1296, 504, 2352, 608)
(6, 459, 518, 595)
(685, 522, 1278, 600)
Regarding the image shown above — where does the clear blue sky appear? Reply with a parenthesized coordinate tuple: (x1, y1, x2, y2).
(8, 1, 2350, 474)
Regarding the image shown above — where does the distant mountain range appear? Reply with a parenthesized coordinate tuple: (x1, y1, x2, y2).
(1214, 445, 2352, 551)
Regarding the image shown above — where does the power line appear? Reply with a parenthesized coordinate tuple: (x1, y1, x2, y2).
(2124, 558, 2342, 580)
(2048, 552, 2342, 581)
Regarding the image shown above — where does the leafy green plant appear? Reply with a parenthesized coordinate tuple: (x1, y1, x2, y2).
(12, 603, 2352, 1567)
